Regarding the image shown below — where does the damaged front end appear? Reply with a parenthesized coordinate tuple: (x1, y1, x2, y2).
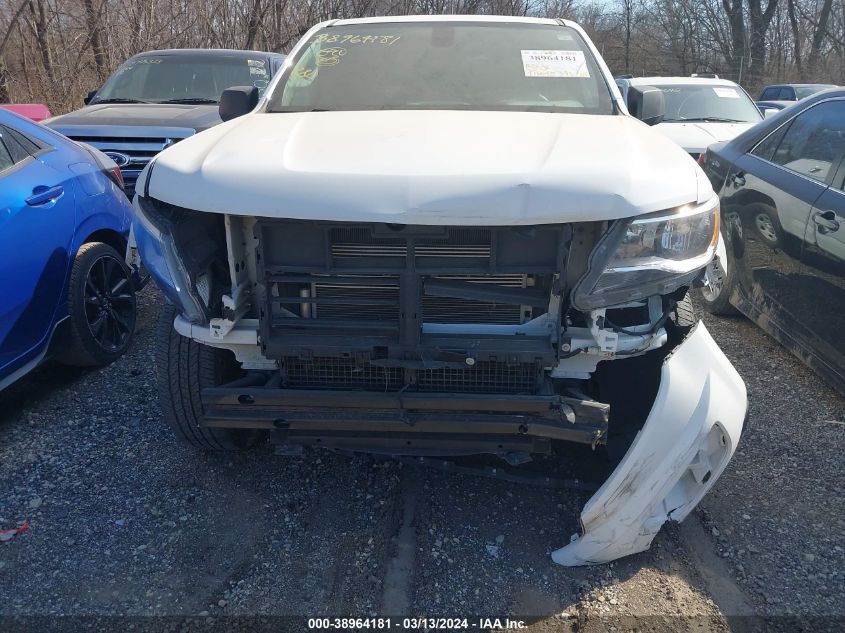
(553, 320, 745, 564)
(133, 193, 746, 565)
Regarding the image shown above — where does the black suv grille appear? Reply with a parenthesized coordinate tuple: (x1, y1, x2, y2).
(64, 134, 189, 197)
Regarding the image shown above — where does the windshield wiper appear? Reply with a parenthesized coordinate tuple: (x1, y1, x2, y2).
(676, 117, 747, 123)
(92, 98, 150, 104)
(270, 107, 334, 113)
(157, 98, 218, 104)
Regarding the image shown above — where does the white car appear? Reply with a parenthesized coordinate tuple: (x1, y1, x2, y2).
(616, 76, 763, 159)
(133, 15, 747, 566)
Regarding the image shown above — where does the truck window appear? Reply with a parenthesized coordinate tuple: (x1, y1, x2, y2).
(268, 22, 614, 115)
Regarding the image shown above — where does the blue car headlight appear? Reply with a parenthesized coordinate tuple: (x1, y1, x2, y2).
(133, 195, 207, 324)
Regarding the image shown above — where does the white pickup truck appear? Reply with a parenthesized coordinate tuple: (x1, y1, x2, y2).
(132, 15, 747, 566)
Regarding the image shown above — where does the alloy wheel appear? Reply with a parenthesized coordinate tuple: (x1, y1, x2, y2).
(701, 258, 725, 302)
(754, 213, 778, 244)
(84, 255, 135, 352)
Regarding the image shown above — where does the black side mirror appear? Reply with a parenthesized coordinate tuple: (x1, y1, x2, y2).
(84, 89, 98, 105)
(627, 85, 665, 125)
(219, 86, 259, 122)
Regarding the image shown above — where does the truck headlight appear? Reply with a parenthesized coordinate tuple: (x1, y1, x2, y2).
(572, 198, 719, 310)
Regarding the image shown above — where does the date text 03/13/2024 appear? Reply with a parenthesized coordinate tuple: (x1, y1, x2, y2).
(307, 617, 527, 630)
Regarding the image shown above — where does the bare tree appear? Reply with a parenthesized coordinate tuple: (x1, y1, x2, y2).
(747, 0, 779, 86)
(0, 0, 841, 113)
(81, 0, 108, 80)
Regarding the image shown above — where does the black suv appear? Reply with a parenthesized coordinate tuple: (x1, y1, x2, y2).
(46, 48, 285, 197)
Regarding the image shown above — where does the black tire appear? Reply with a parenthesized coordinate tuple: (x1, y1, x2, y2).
(602, 292, 697, 462)
(672, 292, 698, 328)
(698, 258, 740, 316)
(58, 242, 136, 367)
(155, 303, 254, 451)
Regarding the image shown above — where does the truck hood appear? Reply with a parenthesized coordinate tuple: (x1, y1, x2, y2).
(144, 110, 713, 225)
(45, 103, 221, 133)
(653, 121, 755, 155)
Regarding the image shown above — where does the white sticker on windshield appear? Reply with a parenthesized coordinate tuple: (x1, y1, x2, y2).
(713, 87, 740, 98)
(521, 50, 589, 78)
(247, 59, 265, 68)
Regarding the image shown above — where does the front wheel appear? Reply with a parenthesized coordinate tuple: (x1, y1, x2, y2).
(698, 255, 740, 316)
(155, 304, 256, 451)
(58, 242, 137, 366)
(671, 291, 697, 328)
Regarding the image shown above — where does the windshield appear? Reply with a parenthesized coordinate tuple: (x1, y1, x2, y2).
(657, 84, 762, 123)
(93, 55, 271, 104)
(795, 85, 836, 99)
(266, 22, 614, 114)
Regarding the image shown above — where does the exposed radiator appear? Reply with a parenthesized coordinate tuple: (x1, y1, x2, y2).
(256, 219, 566, 365)
(310, 274, 529, 324)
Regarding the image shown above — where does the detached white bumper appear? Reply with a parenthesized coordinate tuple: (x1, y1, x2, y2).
(553, 322, 746, 566)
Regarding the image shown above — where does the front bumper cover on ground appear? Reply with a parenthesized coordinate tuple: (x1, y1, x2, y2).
(552, 321, 746, 566)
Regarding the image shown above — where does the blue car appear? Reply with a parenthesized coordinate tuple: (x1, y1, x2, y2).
(0, 109, 137, 391)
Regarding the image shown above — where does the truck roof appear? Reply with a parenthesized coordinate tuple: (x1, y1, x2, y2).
(332, 15, 565, 26)
(133, 48, 284, 59)
(624, 76, 740, 88)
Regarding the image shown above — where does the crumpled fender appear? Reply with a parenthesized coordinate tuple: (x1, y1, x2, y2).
(553, 322, 746, 566)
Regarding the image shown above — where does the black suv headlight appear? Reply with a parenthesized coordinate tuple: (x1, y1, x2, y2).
(572, 198, 719, 310)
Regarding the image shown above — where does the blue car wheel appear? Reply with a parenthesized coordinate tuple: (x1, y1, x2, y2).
(58, 242, 136, 366)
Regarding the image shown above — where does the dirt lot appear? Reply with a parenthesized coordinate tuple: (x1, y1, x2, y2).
(1, 288, 843, 632)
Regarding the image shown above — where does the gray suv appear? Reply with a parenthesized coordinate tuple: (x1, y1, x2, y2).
(46, 48, 285, 197)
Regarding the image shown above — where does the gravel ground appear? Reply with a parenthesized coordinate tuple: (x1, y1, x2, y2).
(0, 287, 842, 632)
(697, 308, 845, 626)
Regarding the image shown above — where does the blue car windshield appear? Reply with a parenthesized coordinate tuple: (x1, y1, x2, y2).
(93, 55, 271, 104)
(267, 22, 615, 115)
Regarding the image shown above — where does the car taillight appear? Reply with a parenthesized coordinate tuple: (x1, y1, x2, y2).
(697, 152, 707, 168)
(79, 142, 126, 192)
(108, 166, 125, 190)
